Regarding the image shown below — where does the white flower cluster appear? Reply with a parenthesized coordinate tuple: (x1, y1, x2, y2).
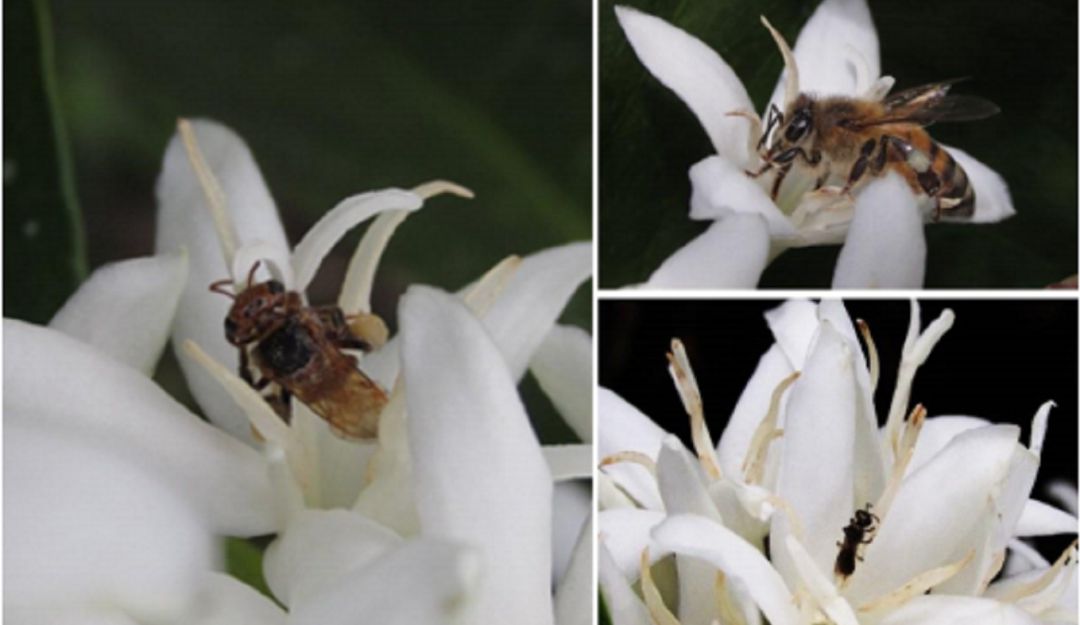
(599, 300, 1077, 625)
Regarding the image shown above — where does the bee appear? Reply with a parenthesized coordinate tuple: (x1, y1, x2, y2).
(835, 503, 879, 578)
(749, 79, 999, 220)
(210, 263, 387, 441)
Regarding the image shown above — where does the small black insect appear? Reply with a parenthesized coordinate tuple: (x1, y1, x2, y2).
(835, 503, 879, 578)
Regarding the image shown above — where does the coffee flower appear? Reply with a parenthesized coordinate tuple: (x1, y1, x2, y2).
(599, 300, 1076, 624)
(615, 0, 1014, 288)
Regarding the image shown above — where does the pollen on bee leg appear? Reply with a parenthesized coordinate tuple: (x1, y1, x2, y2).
(177, 118, 239, 271)
(667, 339, 723, 481)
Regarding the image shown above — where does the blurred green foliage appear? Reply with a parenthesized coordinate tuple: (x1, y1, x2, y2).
(4, 0, 87, 323)
(600, 0, 1077, 288)
(23, 0, 592, 442)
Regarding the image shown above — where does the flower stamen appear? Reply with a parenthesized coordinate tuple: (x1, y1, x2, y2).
(742, 371, 799, 485)
(855, 319, 879, 395)
(667, 339, 722, 480)
(875, 403, 927, 520)
(177, 118, 238, 270)
(599, 451, 658, 476)
(640, 547, 680, 625)
(857, 549, 976, 614)
(760, 16, 800, 108)
(714, 571, 748, 625)
(883, 303, 954, 458)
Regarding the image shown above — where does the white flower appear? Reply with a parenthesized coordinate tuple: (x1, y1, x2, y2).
(615, 0, 1014, 288)
(598, 300, 1076, 625)
(5, 119, 594, 624)
(4, 254, 282, 624)
(153, 119, 594, 622)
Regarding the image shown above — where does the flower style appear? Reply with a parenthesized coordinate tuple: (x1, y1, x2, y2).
(615, 0, 1014, 288)
(598, 300, 1077, 625)
(5, 119, 593, 624)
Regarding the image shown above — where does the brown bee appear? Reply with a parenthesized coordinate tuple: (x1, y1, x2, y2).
(210, 264, 387, 441)
(749, 79, 999, 220)
(835, 503, 879, 578)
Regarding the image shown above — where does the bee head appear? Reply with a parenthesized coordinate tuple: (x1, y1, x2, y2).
(224, 280, 288, 345)
(766, 95, 815, 159)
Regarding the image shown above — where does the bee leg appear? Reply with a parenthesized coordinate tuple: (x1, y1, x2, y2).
(746, 161, 773, 178)
(771, 163, 792, 200)
(842, 139, 879, 194)
(265, 386, 292, 422)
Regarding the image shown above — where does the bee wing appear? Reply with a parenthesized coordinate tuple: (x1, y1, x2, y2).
(306, 367, 388, 441)
(855, 80, 999, 127)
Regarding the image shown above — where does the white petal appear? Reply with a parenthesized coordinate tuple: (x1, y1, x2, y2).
(263, 509, 402, 608)
(553, 483, 592, 585)
(481, 241, 592, 381)
(767, 0, 880, 112)
(1016, 498, 1079, 536)
(555, 514, 594, 625)
(614, 5, 755, 166)
(288, 401, 377, 510)
(652, 514, 801, 625)
(645, 215, 770, 289)
(771, 321, 858, 582)
(763, 298, 819, 369)
(182, 573, 286, 625)
(400, 286, 554, 625)
(546, 444, 595, 481)
(530, 324, 593, 441)
(288, 539, 480, 625)
(49, 253, 187, 375)
(943, 145, 1015, 223)
(688, 156, 797, 237)
(598, 387, 666, 510)
(5, 418, 216, 620)
(290, 189, 423, 293)
(155, 119, 291, 441)
(845, 425, 1023, 604)
(599, 508, 666, 580)
(907, 415, 990, 475)
(4, 607, 139, 625)
(598, 543, 651, 625)
(832, 173, 926, 288)
(657, 436, 722, 520)
(4, 320, 278, 536)
(350, 393, 420, 535)
(878, 595, 1042, 625)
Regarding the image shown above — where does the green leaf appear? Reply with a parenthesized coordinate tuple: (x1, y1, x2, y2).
(4, 0, 87, 322)
(224, 536, 277, 602)
(600, 0, 1077, 287)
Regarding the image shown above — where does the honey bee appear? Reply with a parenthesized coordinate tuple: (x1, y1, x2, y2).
(834, 503, 879, 578)
(210, 264, 387, 441)
(749, 79, 999, 220)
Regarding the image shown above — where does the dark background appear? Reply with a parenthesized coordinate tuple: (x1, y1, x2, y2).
(600, 298, 1078, 558)
(6, 0, 592, 443)
(599, 0, 1078, 288)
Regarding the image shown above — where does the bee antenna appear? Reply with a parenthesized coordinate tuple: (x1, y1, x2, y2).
(209, 278, 236, 299)
(246, 261, 262, 289)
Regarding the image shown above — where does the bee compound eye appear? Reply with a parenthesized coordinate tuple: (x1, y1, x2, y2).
(785, 112, 811, 142)
(224, 317, 238, 338)
(268, 281, 285, 294)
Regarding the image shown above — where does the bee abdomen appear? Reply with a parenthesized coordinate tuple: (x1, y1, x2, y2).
(932, 142, 975, 219)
